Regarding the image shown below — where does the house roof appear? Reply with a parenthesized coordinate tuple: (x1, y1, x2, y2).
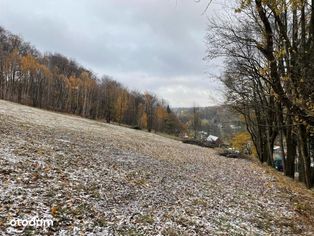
(206, 135, 219, 142)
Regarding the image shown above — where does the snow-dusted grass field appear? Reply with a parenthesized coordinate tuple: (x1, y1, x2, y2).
(0, 100, 313, 235)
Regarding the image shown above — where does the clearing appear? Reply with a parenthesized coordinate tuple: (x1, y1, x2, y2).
(0, 100, 313, 235)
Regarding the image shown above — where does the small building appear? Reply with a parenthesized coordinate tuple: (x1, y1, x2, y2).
(206, 135, 223, 146)
(198, 131, 208, 140)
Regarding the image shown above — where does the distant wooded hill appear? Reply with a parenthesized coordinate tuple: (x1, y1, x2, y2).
(0, 26, 183, 135)
(173, 106, 246, 141)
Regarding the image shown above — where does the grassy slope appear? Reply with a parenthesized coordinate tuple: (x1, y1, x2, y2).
(0, 99, 313, 235)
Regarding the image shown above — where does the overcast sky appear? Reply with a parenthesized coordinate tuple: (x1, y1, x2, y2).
(0, 0, 228, 107)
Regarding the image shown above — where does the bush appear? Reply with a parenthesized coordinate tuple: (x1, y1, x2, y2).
(219, 148, 242, 158)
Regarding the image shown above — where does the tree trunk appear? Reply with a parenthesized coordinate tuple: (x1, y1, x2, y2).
(285, 116, 296, 178)
(298, 124, 312, 188)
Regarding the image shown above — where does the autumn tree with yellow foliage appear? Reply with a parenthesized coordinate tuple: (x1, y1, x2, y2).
(231, 132, 252, 154)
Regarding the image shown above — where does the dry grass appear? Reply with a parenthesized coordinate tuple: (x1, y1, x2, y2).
(0, 100, 314, 235)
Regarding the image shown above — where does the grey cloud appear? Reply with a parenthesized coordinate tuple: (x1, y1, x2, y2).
(0, 0, 225, 107)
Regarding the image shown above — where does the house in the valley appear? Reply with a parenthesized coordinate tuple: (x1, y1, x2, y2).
(206, 134, 223, 146)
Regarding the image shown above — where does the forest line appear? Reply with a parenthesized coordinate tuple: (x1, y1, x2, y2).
(0, 26, 183, 136)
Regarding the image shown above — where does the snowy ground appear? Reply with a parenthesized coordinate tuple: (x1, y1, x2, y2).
(0, 99, 313, 235)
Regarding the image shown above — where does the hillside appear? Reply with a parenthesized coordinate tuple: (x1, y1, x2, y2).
(0, 100, 313, 235)
(0, 26, 183, 137)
